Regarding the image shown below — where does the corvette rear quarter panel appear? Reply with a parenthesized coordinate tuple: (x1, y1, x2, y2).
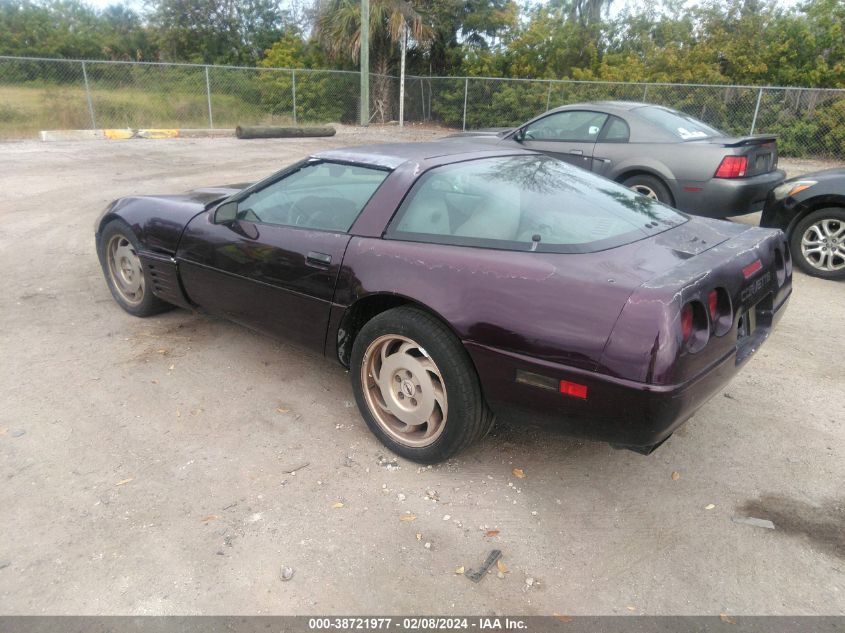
(331, 237, 649, 373)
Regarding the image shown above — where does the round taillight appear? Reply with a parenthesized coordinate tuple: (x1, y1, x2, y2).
(681, 301, 710, 352)
(708, 287, 733, 337)
(682, 304, 694, 342)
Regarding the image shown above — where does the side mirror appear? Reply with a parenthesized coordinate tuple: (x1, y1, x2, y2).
(213, 200, 238, 224)
(512, 128, 524, 142)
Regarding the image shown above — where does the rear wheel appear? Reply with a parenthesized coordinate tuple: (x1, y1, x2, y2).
(350, 307, 493, 464)
(98, 220, 173, 316)
(622, 174, 673, 205)
(790, 207, 845, 280)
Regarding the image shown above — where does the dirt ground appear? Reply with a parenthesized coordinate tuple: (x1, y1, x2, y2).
(0, 126, 843, 616)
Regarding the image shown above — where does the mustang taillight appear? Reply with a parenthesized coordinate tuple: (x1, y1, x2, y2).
(714, 156, 748, 178)
(708, 290, 718, 321)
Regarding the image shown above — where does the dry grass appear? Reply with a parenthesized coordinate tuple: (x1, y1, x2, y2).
(0, 84, 295, 138)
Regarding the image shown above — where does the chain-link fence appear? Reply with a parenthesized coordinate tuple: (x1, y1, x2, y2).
(2, 55, 844, 160)
(406, 75, 845, 160)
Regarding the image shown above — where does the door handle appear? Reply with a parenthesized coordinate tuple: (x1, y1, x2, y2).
(569, 149, 584, 155)
(306, 251, 332, 266)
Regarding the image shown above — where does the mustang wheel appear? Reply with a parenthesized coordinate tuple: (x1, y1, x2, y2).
(790, 207, 845, 280)
(351, 307, 493, 463)
(98, 220, 172, 316)
(622, 174, 672, 205)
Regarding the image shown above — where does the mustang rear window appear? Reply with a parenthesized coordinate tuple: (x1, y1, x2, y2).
(387, 155, 687, 253)
(636, 106, 723, 140)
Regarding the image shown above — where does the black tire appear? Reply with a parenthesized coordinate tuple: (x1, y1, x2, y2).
(350, 306, 493, 464)
(622, 174, 673, 205)
(789, 207, 845, 280)
(97, 219, 173, 317)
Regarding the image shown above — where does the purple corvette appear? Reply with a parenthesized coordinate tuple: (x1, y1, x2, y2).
(95, 142, 791, 463)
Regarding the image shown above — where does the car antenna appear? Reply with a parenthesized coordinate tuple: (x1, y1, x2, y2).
(530, 234, 542, 252)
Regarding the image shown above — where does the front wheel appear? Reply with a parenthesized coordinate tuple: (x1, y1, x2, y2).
(350, 307, 493, 464)
(97, 219, 173, 316)
(790, 207, 845, 280)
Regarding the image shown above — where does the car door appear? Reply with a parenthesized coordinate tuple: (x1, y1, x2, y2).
(591, 115, 631, 177)
(517, 110, 609, 170)
(176, 160, 389, 353)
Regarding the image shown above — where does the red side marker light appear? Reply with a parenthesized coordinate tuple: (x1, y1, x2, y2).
(708, 290, 718, 321)
(683, 186, 703, 192)
(560, 380, 588, 399)
(742, 259, 762, 279)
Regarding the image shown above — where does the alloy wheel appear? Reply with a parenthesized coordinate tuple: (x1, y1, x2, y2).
(106, 234, 145, 305)
(360, 334, 448, 448)
(630, 184, 658, 200)
(801, 218, 845, 272)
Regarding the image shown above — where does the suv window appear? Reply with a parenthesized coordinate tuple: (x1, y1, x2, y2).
(387, 155, 686, 253)
(236, 161, 388, 232)
(523, 110, 609, 142)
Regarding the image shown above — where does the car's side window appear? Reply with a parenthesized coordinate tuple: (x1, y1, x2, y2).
(599, 116, 630, 143)
(523, 110, 609, 142)
(235, 161, 388, 232)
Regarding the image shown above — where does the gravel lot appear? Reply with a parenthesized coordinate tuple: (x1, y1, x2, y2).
(0, 127, 843, 616)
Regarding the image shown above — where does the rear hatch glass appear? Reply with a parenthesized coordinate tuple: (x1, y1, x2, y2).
(636, 106, 723, 140)
(388, 155, 688, 254)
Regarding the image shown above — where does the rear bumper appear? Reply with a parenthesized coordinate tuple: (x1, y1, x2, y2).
(465, 289, 790, 452)
(676, 169, 785, 218)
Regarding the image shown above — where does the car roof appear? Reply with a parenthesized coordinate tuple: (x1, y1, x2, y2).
(550, 101, 655, 114)
(313, 142, 534, 169)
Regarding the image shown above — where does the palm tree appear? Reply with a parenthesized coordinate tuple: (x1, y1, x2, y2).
(316, 0, 432, 122)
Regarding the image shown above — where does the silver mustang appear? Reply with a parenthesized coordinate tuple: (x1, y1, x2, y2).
(452, 101, 786, 218)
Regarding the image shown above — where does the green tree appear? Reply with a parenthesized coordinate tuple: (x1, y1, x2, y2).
(315, 0, 433, 118)
(150, 0, 287, 64)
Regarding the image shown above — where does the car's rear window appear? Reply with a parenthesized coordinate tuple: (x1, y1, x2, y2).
(387, 155, 687, 254)
(636, 106, 723, 140)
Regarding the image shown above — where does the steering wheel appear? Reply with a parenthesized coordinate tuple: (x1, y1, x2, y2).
(280, 198, 308, 227)
(287, 190, 347, 227)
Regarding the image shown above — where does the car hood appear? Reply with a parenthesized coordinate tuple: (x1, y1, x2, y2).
(783, 167, 845, 183)
(445, 128, 513, 139)
(100, 183, 251, 253)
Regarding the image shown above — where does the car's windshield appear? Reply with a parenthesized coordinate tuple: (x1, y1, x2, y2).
(389, 155, 687, 253)
(636, 106, 723, 140)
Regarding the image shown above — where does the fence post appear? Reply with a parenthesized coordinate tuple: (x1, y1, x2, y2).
(546, 81, 553, 111)
(292, 69, 297, 125)
(420, 80, 425, 121)
(462, 77, 469, 131)
(399, 27, 406, 128)
(750, 87, 763, 135)
(205, 66, 214, 129)
(643, 85, 648, 102)
(81, 61, 96, 130)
